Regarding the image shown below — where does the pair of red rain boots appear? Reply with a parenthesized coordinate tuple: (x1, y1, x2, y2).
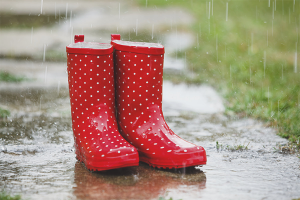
(66, 34, 206, 171)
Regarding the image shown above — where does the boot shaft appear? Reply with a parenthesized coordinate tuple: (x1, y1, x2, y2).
(112, 40, 165, 117)
(114, 50, 164, 112)
(67, 37, 115, 113)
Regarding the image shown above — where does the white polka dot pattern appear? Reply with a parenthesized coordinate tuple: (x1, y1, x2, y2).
(113, 47, 207, 169)
(67, 48, 138, 171)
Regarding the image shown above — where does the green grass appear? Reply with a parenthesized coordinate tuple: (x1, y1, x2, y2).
(0, 72, 26, 82)
(0, 13, 66, 29)
(0, 192, 22, 200)
(0, 71, 26, 118)
(139, 0, 300, 148)
(0, 107, 10, 118)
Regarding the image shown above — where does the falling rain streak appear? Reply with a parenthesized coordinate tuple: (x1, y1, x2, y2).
(226, 2, 228, 21)
(43, 44, 46, 62)
(251, 33, 254, 53)
(152, 24, 154, 40)
(41, 0, 43, 14)
(264, 51, 266, 77)
(136, 19, 138, 36)
(208, 1, 211, 19)
(294, 42, 297, 73)
(31, 27, 33, 44)
(212, 0, 214, 16)
(119, 3, 121, 19)
(66, 3, 68, 19)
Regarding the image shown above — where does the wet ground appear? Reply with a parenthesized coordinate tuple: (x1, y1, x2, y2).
(1, 0, 300, 199)
(1, 61, 300, 200)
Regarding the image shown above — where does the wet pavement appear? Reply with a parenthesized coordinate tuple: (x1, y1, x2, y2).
(0, 81, 300, 200)
(1, 0, 300, 199)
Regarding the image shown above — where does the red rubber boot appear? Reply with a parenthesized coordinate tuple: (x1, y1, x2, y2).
(66, 35, 139, 171)
(111, 34, 207, 169)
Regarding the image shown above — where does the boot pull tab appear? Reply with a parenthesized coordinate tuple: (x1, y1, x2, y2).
(111, 34, 121, 44)
(74, 35, 84, 43)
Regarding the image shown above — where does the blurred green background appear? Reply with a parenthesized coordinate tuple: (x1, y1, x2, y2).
(138, 0, 300, 148)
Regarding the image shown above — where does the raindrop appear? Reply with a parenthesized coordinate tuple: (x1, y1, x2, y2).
(251, 32, 253, 53)
(281, 64, 284, 79)
(31, 27, 33, 44)
(256, 6, 258, 20)
(119, 3, 121, 19)
(278, 100, 280, 120)
(199, 23, 202, 37)
(70, 10, 72, 28)
(212, 0, 214, 16)
(275, 0, 277, 11)
(268, 0, 270, 7)
(55, 2, 57, 19)
(226, 2, 228, 21)
(267, 30, 269, 47)
(136, 19, 138, 36)
(40, 96, 42, 110)
(70, 27, 73, 44)
(208, 1, 211, 19)
(57, 81, 61, 95)
(272, 1, 275, 19)
(66, 3, 68, 19)
(43, 44, 46, 62)
(272, 20, 273, 36)
(146, 0, 148, 8)
(230, 65, 231, 79)
(289, 7, 291, 24)
(268, 87, 270, 104)
(294, 42, 297, 73)
(216, 34, 218, 61)
(44, 64, 47, 84)
(250, 67, 251, 84)
(59, 10, 61, 25)
(152, 24, 154, 40)
(41, 0, 43, 14)
(264, 51, 266, 77)
(197, 33, 199, 49)
(184, 52, 187, 70)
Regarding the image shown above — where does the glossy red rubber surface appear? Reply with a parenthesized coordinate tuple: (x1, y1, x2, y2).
(66, 36, 139, 171)
(113, 39, 207, 169)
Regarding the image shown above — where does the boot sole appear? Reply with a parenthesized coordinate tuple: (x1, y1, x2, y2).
(139, 156, 206, 169)
(76, 151, 139, 171)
